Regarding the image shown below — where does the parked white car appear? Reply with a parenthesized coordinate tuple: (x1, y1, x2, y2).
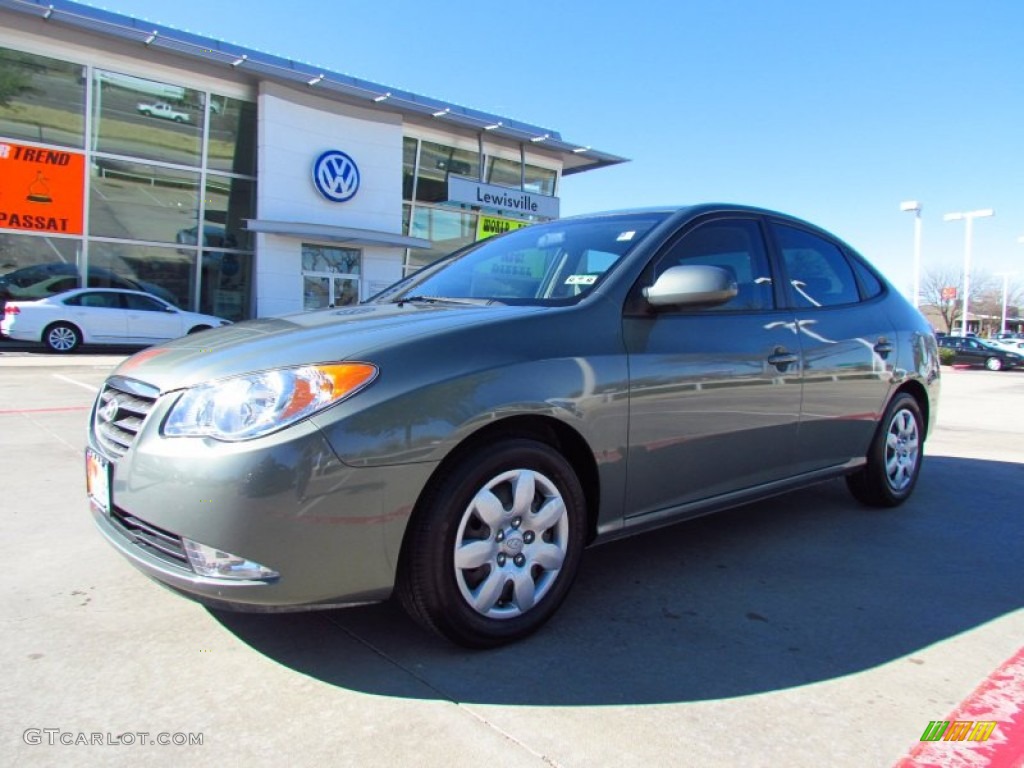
(136, 102, 190, 123)
(1, 289, 230, 352)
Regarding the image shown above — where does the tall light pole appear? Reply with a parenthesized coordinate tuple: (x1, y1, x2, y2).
(994, 271, 1015, 334)
(900, 201, 922, 308)
(943, 208, 994, 335)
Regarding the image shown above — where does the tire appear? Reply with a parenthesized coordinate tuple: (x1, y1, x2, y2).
(43, 322, 81, 353)
(187, 325, 211, 334)
(985, 357, 1003, 371)
(397, 438, 587, 648)
(846, 393, 924, 507)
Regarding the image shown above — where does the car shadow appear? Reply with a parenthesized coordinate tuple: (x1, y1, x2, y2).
(210, 454, 1022, 705)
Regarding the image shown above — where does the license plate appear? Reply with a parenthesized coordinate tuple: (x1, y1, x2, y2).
(86, 449, 111, 514)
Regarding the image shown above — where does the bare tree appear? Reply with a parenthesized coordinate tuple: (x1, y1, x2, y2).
(920, 266, 998, 334)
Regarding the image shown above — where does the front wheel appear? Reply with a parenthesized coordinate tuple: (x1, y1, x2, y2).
(44, 322, 81, 353)
(397, 438, 587, 648)
(985, 356, 1003, 371)
(846, 393, 923, 507)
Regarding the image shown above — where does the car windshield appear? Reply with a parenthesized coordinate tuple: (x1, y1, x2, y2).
(373, 212, 669, 305)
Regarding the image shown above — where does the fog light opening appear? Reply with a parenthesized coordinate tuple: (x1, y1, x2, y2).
(182, 538, 279, 581)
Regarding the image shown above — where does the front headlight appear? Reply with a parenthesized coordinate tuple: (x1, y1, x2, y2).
(163, 362, 377, 441)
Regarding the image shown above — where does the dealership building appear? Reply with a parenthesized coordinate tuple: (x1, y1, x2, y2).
(0, 0, 624, 320)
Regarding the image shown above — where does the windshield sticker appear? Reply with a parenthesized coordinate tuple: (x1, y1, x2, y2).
(565, 274, 598, 285)
(616, 231, 636, 242)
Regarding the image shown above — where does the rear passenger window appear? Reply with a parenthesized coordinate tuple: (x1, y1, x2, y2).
(653, 219, 774, 311)
(849, 256, 884, 299)
(771, 223, 860, 308)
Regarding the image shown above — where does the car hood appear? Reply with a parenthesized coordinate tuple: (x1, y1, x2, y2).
(111, 302, 544, 392)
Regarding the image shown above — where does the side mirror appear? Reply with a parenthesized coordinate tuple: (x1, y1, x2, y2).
(643, 265, 738, 308)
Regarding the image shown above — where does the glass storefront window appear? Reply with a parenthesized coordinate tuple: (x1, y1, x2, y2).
(89, 160, 200, 244)
(200, 251, 251, 321)
(92, 70, 204, 166)
(203, 175, 255, 250)
(0, 233, 82, 303)
(416, 141, 479, 203)
(0, 47, 85, 148)
(206, 95, 257, 175)
(402, 136, 417, 200)
(524, 164, 557, 196)
(89, 242, 196, 309)
(301, 244, 361, 275)
(407, 208, 477, 272)
(486, 157, 521, 189)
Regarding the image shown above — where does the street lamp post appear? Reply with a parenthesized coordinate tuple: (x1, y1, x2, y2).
(943, 208, 994, 335)
(994, 272, 1015, 334)
(900, 201, 922, 308)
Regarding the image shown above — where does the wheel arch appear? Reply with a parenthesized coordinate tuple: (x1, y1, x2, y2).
(893, 379, 931, 441)
(43, 319, 84, 346)
(402, 414, 602, 558)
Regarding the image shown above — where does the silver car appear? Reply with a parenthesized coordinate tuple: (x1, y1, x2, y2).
(86, 205, 940, 647)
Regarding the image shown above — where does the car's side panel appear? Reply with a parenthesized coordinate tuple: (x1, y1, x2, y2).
(622, 312, 803, 515)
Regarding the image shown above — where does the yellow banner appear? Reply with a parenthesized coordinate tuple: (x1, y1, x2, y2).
(476, 215, 529, 241)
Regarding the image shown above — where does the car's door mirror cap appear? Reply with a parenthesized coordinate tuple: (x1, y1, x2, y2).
(644, 265, 738, 308)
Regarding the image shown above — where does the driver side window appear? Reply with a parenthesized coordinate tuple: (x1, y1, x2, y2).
(653, 218, 774, 311)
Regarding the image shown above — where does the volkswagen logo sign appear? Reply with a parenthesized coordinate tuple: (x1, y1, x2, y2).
(312, 150, 360, 203)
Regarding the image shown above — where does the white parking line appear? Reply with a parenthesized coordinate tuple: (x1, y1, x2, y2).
(52, 374, 99, 393)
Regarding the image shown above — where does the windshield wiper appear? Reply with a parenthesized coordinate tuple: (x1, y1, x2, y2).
(394, 295, 500, 306)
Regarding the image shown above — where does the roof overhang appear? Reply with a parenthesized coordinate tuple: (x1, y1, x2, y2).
(0, 0, 628, 175)
(245, 219, 432, 249)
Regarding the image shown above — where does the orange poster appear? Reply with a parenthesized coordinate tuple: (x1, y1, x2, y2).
(0, 141, 85, 235)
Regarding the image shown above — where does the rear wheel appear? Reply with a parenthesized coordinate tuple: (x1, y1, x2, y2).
(397, 438, 586, 648)
(846, 393, 923, 507)
(43, 322, 81, 353)
(985, 356, 1003, 371)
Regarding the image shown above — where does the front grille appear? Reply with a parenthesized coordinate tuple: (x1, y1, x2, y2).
(93, 377, 159, 460)
(109, 506, 191, 570)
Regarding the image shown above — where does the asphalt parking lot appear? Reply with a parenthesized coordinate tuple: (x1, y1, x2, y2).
(1, 349, 1021, 768)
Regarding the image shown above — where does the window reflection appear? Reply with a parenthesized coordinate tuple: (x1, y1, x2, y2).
(203, 175, 254, 250)
(90, 160, 199, 244)
(201, 251, 250, 321)
(92, 70, 204, 166)
(89, 242, 196, 309)
(0, 233, 82, 306)
(206, 96, 256, 175)
(416, 141, 479, 202)
(407, 208, 476, 271)
(0, 47, 85, 148)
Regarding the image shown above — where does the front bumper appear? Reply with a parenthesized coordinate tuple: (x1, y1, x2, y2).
(88, 384, 437, 610)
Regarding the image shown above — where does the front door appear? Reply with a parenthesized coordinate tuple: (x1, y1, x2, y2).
(302, 243, 361, 310)
(623, 217, 803, 517)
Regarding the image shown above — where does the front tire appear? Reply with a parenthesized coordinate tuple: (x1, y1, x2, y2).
(985, 356, 1003, 371)
(397, 438, 586, 648)
(43, 322, 81, 353)
(846, 393, 923, 507)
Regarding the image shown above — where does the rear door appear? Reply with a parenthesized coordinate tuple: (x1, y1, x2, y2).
(62, 291, 128, 342)
(767, 220, 896, 473)
(623, 216, 803, 516)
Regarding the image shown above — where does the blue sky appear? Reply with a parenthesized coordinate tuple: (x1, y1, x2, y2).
(86, 0, 1024, 298)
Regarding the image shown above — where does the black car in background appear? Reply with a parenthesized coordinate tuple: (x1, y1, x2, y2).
(937, 335, 1024, 371)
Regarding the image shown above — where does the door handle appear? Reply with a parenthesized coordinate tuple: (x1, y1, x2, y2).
(768, 348, 799, 372)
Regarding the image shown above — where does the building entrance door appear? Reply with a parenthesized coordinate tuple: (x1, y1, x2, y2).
(301, 243, 361, 310)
